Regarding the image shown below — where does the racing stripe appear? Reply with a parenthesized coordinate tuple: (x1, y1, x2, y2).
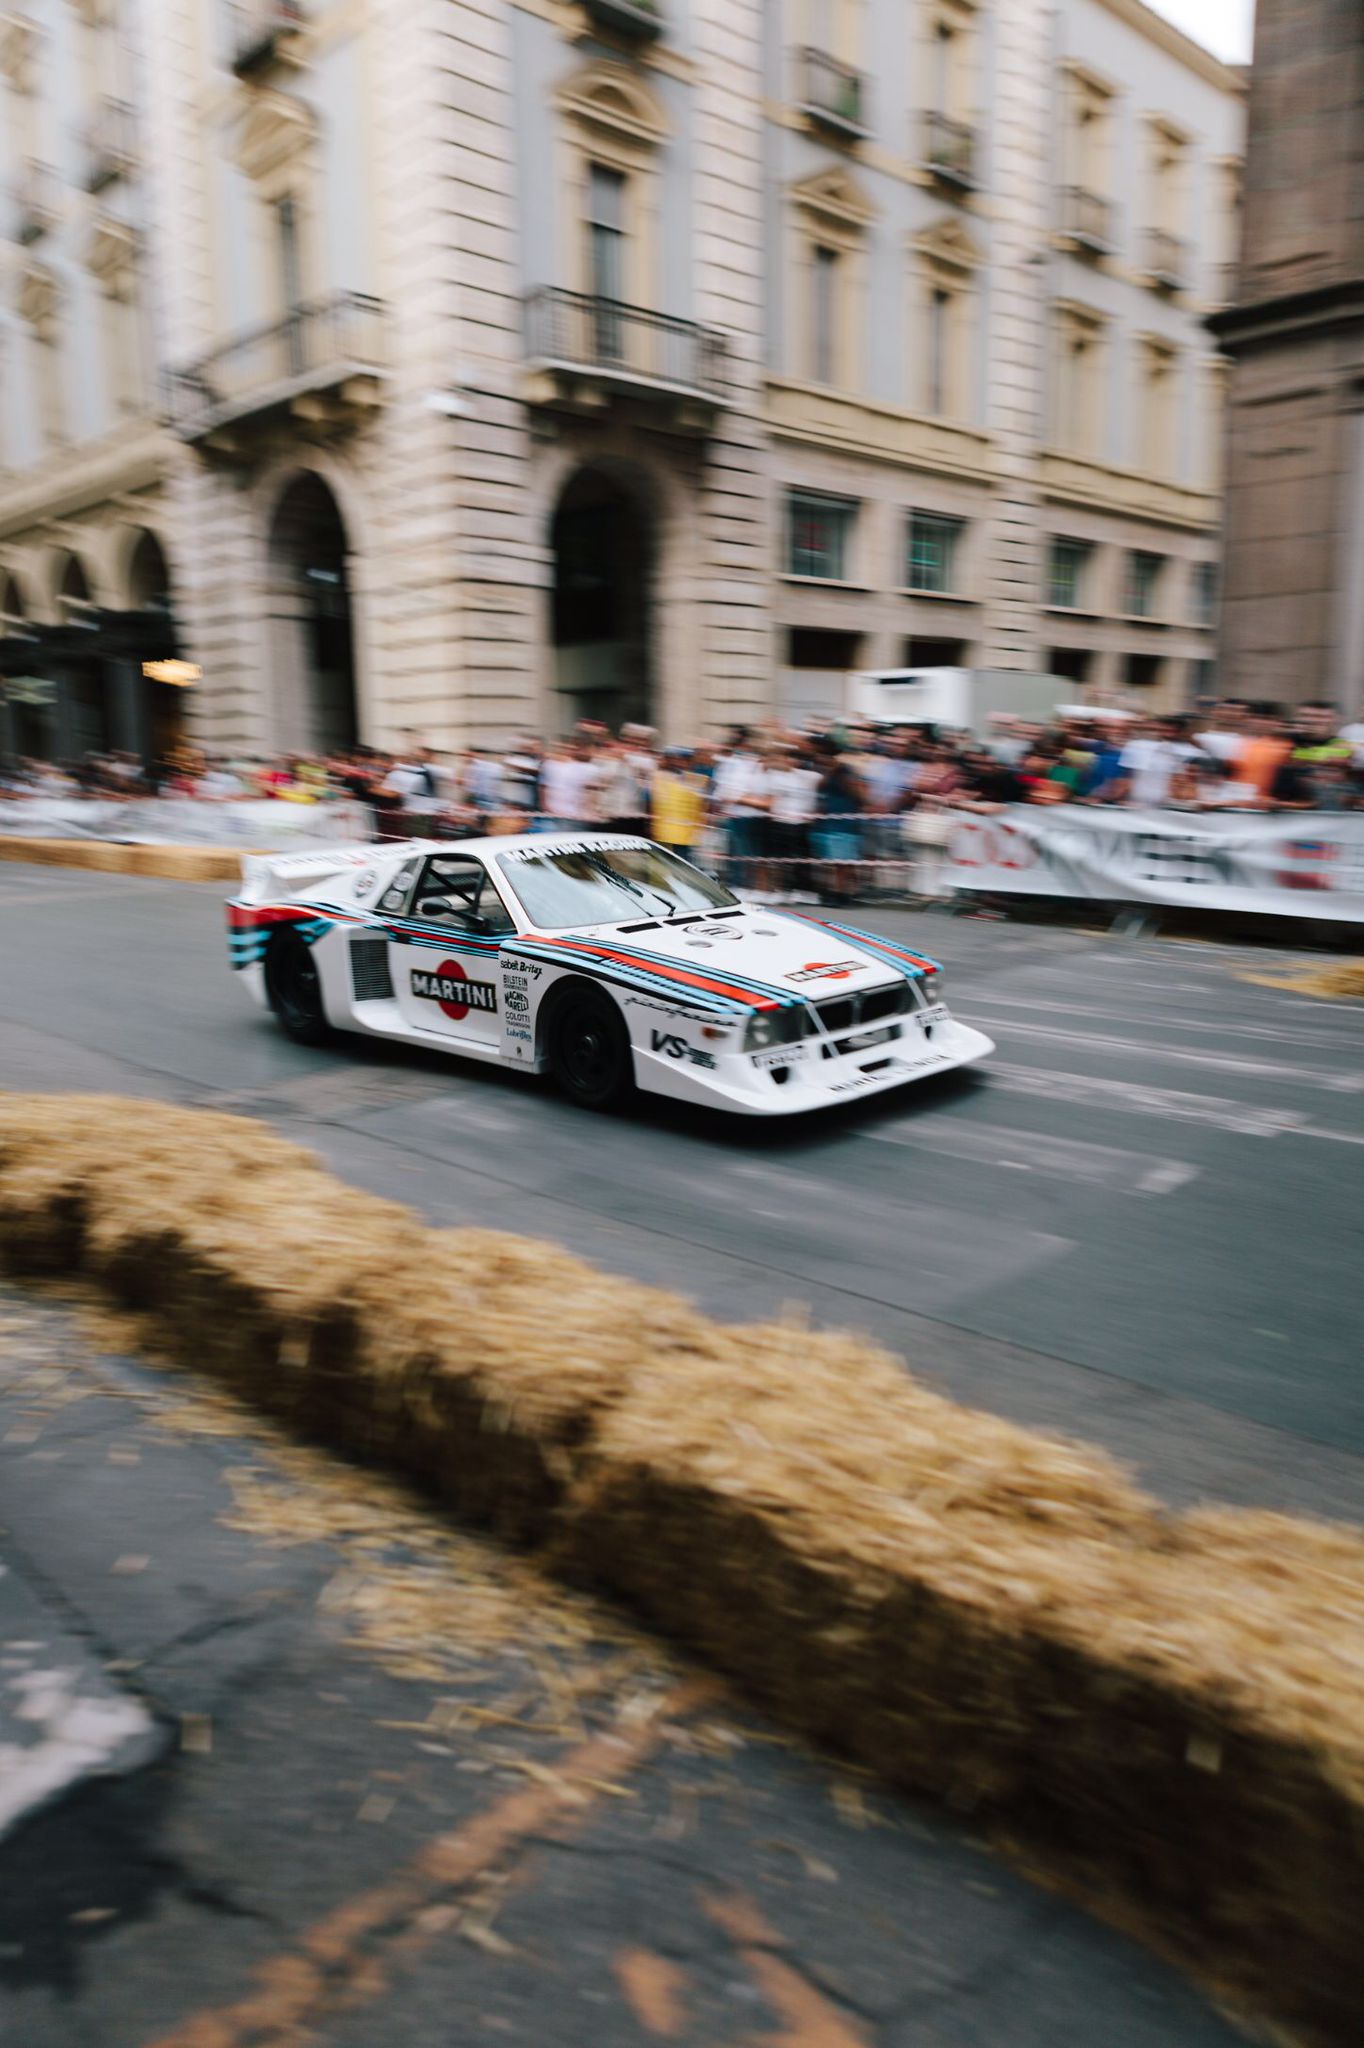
(507, 941, 747, 1015)
(523, 935, 785, 1011)
(781, 911, 939, 975)
(566, 935, 807, 1008)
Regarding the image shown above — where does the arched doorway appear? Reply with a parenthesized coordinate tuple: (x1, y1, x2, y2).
(550, 467, 653, 731)
(0, 572, 53, 764)
(123, 529, 185, 766)
(266, 473, 358, 755)
(55, 553, 111, 758)
(126, 529, 172, 616)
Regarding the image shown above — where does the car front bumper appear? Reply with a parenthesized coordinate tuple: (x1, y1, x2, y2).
(633, 1011, 994, 1116)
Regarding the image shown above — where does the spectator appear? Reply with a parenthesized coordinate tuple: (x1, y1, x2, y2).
(651, 747, 707, 859)
(1236, 704, 1292, 802)
(765, 740, 821, 902)
(712, 726, 770, 890)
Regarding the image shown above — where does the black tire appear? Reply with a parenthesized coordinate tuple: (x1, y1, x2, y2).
(265, 931, 330, 1045)
(547, 984, 634, 1112)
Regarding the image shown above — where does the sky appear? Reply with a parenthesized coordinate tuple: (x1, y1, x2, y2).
(1145, 0, 1256, 64)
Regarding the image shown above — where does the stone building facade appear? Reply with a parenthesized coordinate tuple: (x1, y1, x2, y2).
(1212, 0, 1364, 717)
(1, 0, 1243, 761)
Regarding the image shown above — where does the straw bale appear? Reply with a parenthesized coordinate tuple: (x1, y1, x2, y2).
(0, 836, 243, 882)
(1, 1091, 1362, 2043)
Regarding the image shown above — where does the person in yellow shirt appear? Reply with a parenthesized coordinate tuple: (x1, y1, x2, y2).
(651, 747, 706, 856)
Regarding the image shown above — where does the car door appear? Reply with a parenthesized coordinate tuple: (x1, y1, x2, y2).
(389, 853, 516, 1053)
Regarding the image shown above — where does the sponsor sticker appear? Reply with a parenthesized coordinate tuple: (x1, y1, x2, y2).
(788, 960, 865, 985)
(503, 838, 650, 863)
(650, 1030, 716, 1071)
(501, 959, 543, 980)
(411, 961, 498, 1022)
(916, 1003, 950, 1027)
(505, 990, 530, 1016)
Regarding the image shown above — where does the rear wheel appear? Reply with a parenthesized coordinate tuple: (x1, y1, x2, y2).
(265, 931, 330, 1045)
(548, 985, 633, 1112)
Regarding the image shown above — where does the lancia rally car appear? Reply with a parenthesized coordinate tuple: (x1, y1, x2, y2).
(227, 833, 993, 1115)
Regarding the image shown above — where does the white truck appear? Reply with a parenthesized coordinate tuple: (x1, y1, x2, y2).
(844, 668, 1072, 730)
(780, 666, 1072, 732)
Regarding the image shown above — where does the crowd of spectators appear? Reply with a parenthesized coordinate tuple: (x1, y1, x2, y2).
(3, 696, 1362, 899)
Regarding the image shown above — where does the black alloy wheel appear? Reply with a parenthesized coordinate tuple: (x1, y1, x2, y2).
(265, 931, 330, 1045)
(549, 986, 633, 1112)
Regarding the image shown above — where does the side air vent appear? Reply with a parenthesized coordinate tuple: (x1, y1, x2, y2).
(350, 938, 395, 1003)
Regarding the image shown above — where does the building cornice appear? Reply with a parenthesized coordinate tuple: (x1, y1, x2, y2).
(0, 424, 172, 543)
(1210, 278, 1364, 355)
(1088, 0, 1245, 95)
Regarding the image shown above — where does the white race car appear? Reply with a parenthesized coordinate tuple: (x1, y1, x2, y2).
(227, 833, 993, 1115)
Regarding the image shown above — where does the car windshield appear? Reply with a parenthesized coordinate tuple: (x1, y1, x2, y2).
(498, 840, 737, 930)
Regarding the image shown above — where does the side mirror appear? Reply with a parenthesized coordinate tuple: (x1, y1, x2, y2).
(416, 896, 454, 919)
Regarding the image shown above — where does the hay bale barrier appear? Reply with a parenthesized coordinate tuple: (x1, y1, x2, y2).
(0, 1096, 1360, 2045)
(0, 837, 243, 882)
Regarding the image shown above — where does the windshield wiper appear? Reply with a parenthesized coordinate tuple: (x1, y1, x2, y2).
(578, 853, 674, 918)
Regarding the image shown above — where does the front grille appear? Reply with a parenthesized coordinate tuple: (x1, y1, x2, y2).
(813, 983, 912, 1037)
(350, 938, 395, 1003)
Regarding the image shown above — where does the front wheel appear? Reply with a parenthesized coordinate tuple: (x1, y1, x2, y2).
(264, 931, 330, 1045)
(548, 986, 634, 1112)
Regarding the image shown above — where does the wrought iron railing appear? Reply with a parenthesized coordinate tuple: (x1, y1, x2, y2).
(581, 0, 662, 40)
(922, 111, 976, 188)
(13, 160, 55, 244)
(1145, 226, 1188, 288)
(83, 98, 137, 192)
(230, 0, 307, 76)
(797, 48, 868, 136)
(525, 288, 727, 399)
(167, 292, 386, 437)
(1061, 186, 1114, 252)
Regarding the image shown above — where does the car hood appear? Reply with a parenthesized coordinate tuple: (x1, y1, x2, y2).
(536, 908, 934, 1010)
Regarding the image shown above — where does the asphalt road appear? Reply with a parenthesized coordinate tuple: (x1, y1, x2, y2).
(0, 861, 1361, 1509)
(0, 861, 1361, 2047)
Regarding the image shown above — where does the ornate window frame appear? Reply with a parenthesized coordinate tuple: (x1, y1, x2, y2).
(789, 166, 875, 390)
(910, 215, 981, 420)
(554, 60, 670, 309)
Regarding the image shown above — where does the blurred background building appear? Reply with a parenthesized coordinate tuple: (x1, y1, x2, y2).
(0, 0, 1244, 760)
(1213, 0, 1364, 717)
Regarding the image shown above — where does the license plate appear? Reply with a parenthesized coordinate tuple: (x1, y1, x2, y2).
(916, 1003, 949, 1028)
(752, 1043, 805, 1069)
(843, 1025, 895, 1051)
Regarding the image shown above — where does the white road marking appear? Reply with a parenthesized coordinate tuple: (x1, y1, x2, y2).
(962, 1016, 1364, 1094)
(987, 1063, 1312, 1139)
(862, 1116, 1200, 1196)
(965, 991, 1359, 1051)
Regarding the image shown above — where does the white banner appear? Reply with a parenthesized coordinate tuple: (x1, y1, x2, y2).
(0, 797, 372, 849)
(946, 808, 1364, 921)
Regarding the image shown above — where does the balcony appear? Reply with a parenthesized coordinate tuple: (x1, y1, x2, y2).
(524, 288, 726, 432)
(167, 292, 386, 448)
(921, 110, 977, 191)
(230, 0, 307, 81)
(83, 98, 137, 192)
(797, 49, 868, 141)
(581, 0, 662, 41)
(1144, 226, 1189, 292)
(1061, 186, 1115, 256)
(12, 161, 55, 244)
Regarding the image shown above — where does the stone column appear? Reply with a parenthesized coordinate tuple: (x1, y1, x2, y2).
(977, 0, 1052, 672)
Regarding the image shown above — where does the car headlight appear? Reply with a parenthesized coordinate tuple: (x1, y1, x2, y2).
(744, 1008, 806, 1052)
(921, 969, 946, 1003)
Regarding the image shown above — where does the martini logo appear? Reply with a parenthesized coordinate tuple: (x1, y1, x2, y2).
(411, 961, 498, 1021)
(787, 960, 863, 985)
